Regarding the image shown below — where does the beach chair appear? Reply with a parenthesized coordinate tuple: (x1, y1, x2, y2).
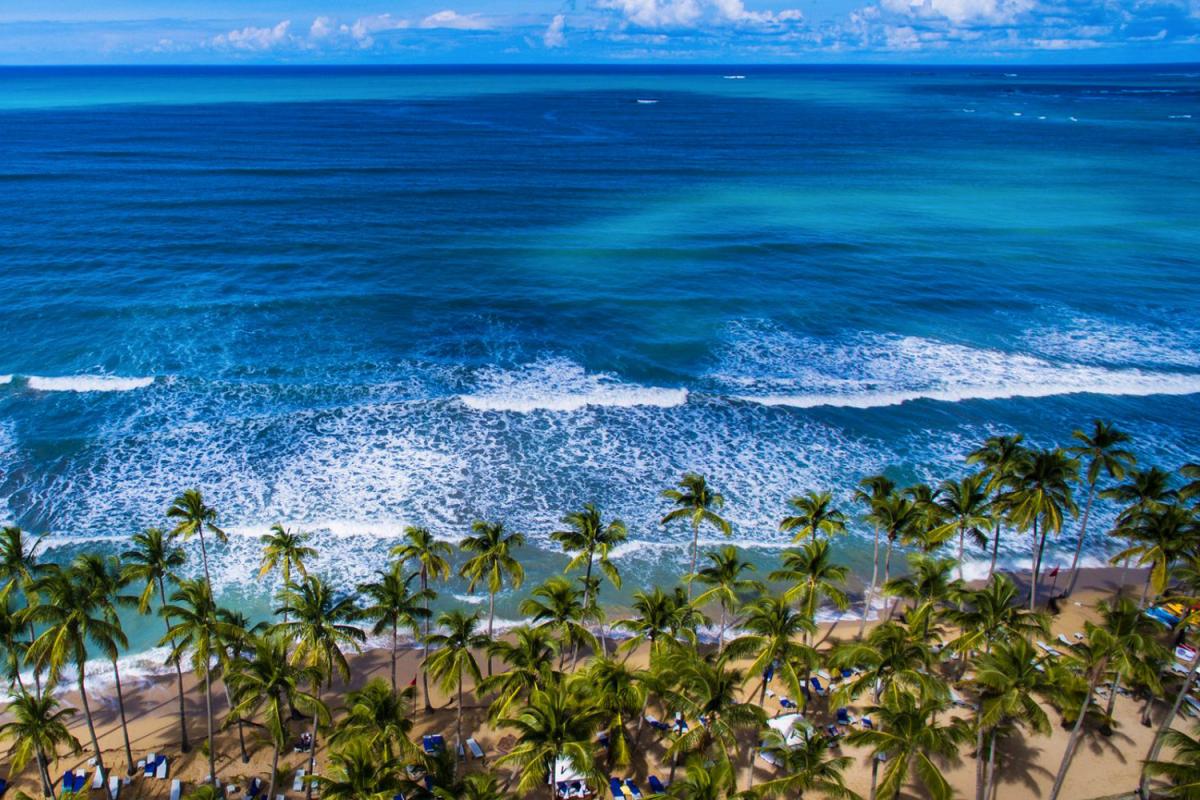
(169, 780, 181, 800)
(860, 717, 874, 730)
(92, 767, 105, 790)
(62, 769, 74, 793)
(1036, 641, 1062, 657)
(467, 738, 485, 760)
(72, 773, 88, 793)
(836, 707, 854, 726)
(157, 759, 169, 780)
(247, 778, 263, 800)
(292, 769, 306, 793)
(758, 749, 782, 767)
(779, 697, 797, 710)
(108, 775, 121, 799)
(839, 667, 855, 680)
(810, 676, 827, 696)
(648, 776, 666, 793)
(556, 783, 569, 799)
(609, 777, 624, 799)
(1056, 634, 1075, 648)
(625, 779, 643, 798)
(0, 778, 7, 797)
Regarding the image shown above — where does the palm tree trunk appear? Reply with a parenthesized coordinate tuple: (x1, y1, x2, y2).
(988, 520, 1003, 581)
(456, 681, 465, 776)
(868, 754, 879, 800)
(859, 524, 882, 638)
(390, 621, 398, 694)
(1139, 572, 1153, 609)
(305, 704, 319, 800)
(718, 605, 728, 655)
(984, 729, 999, 800)
(1029, 518, 1042, 612)
(421, 569, 433, 714)
(1140, 649, 1200, 798)
(959, 528, 966, 584)
(687, 521, 700, 601)
(204, 667, 216, 785)
(974, 723, 987, 800)
(78, 666, 114, 800)
(487, 591, 496, 677)
(110, 659, 136, 775)
(1104, 667, 1122, 725)
(36, 745, 53, 799)
(881, 537, 896, 621)
(1066, 483, 1096, 596)
(268, 741, 280, 800)
(26, 622, 43, 700)
(1049, 677, 1098, 800)
(158, 577, 190, 753)
(198, 527, 213, 593)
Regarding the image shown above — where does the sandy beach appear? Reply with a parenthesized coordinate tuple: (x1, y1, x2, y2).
(2, 565, 1176, 800)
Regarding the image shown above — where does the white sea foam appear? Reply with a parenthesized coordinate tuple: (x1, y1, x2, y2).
(26, 375, 154, 392)
(0, 375, 11, 385)
(459, 358, 687, 413)
(1024, 313, 1200, 369)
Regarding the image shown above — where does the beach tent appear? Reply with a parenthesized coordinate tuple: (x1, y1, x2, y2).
(766, 713, 812, 749)
(551, 754, 589, 797)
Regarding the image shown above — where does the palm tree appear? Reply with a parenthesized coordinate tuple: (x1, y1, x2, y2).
(867, 492, 918, 621)
(972, 638, 1055, 800)
(1093, 596, 1167, 735)
(660, 649, 767, 791)
(659, 757, 751, 800)
(949, 574, 1048, 656)
(459, 520, 526, 676)
(1008, 448, 1079, 611)
(882, 553, 961, 638)
(1047, 620, 1123, 800)
(855, 474, 896, 638)
(436, 773, 511, 800)
(0, 584, 32, 695)
(25, 564, 126, 800)
(755, 724, 858, 799)
(0, 691, 81, 798)
(551, 503, 627, 632)
(357, 562, 430, 692)
(832, 618, 941, 705)
(214, 607, 261, 764)
(390, 525, 452, 713)
(967, 433, 1030, 579)
(929, 474, 992, 583)
(72, 554, 139, 776)
(160, 579, 221, 785)
(726, 595, 817, 712)
(691, 546, 759, 653)
(1065, 421, 1135, 594)
(519, 576, 597, 670)
(614, 587, 703, 657)
(770, 539, 849, 646)
(166, 489, 225, 592)
(1103, 466, 1178, 589)
(780, 490, 847, 543)
(226, 633, 325, 800)
(122, 527, 191, 752)
(1144, 723, 1200, 799)
(329, 677, 418, 760)
(310, 739, 406, 800)
(478, 625, 559, 721)
(275, 574, 365, 800)
(661, 473, 732, 600)
(0, 526, 46, 697)
(585, 656, 646, 769)
(424, 609, 488, 773)
(845, 691, 970, 800)
(497, 680, 606, 800)
(1111, 503, 1198, 607)
(258, 524, 317, 621)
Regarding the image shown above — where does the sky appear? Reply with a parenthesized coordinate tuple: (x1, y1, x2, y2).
(0, 0, 1197, 63)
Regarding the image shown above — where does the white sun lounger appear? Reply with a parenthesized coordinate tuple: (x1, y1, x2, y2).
(466, 738, 485, 759)
(169, 780, 181, 800)
(92, 767, 105, 790)
(292, 769, 305, 793)
(1056, 634, 1074, 648)
(109, 775, 121, 798)
(156, 758, 169, 780)
(758, 749, 782, 767)
(1036, 641, 1062, 657)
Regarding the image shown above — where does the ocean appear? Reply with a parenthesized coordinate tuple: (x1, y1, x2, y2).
(1, 64, 1198, 671)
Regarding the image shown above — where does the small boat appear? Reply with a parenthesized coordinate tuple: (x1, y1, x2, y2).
(635, 99, 658, 104)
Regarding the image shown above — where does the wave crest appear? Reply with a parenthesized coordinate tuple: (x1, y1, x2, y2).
(459, 358, 687, 413)
(25, 375, 155, 393)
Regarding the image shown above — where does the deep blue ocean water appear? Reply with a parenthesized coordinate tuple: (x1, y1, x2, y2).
(1, 65, 1198, 665)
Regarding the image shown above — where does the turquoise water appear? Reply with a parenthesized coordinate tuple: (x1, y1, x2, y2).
(0, 65, 1198, 662)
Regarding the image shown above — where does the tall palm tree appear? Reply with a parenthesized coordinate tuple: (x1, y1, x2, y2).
(972, 638, 1055, 800)
(615, 587, 695, 657)
(329, 677, 418, 761)
(550, 503, 627, 631)
(832, 618, 941, 705)
(435, 773, 511, 800)
(226, 633, 325, 800)
(122, 527, 190, 752)
(967, 433, 1029, 579)
(1065, 420, 1135, 594)
(357, 563, 430, 692)
(845, 691, 970, 800)
(1103, 466, 1178, 588)
(0, 691, 81, 798)
(691, 546, 759, 653)
(425, 609, 489, 775)
(755, 725, 858, 800)
(929, 474, 992, 583)
(275, 574, 365, 800)
(310, 739, 406, 800)
(497, 680, 606, 800)
(855, 474, 896, 638)
(167, 489, 225, 593)
(1111, 503, 1199, 607)
(726, 595, 817, 713)
(258, 524, 317, 621)
(867, 492, 918, 621)
(1093, 596, 1167, 734)
(661, 473, 732, 600)
(770, 539, 849, 646)
(214, 607, 261, 764)
(1008, 448, 1078, 611)
(882, 553, 961, 638)
(459, 520, 526, 676)
(518, 576, 597, 670)
(25, 564, 126, 800)
(0, 526, 46, 698)
(0, 583, 32, 694)
(1143, 723, 1200, 799)
(659, 757, 753, 800)
(477, 625, 558, 721)
(584, 656, 646, 769)
(659, 649, 767, 791)
(1047, 620, 1123, 800)
(72, 554, 139, 776)
(948, 574, 1048, 656)
(390, 525, 452, 713)
(780, 490, 847, 543)
(160, 579, 221, 785)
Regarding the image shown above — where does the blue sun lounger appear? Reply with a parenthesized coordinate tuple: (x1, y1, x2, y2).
(648, 776, 666, 793)
(624, 779, 643, 798)
(247, 778, 263, 800)
(780, 697, 797, 710)
(810, 677, 827, 696)
(609, 777, 624, 799)
(836, 707, 853, 726)
(73, 772, 88, 793)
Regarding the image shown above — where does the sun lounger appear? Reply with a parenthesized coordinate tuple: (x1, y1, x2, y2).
(0, 778, 7, 796)
(609, 777, 624, 799)
(648, 776, 666, 793)
(248, 778, 263, 800)
(839, 667, 855, 679)
(466, 738, 485, 759)
(780, 697, 797, 710)
(759, 748, 782, 767)
(949, 688, 978, 710)
(1036, 641, 1062, 657)
(137, 759, 146, 773)
(625, 779, 643, 798)
(169, 780, 181, 800)
(72, 773, 88, 793)
(292, 769, 305, 793)
(156, 759, 169, 780)
(836, 707, 854, 726)
(109, 776, 121, 799)
(860, 717, 873, 730)
(92, 767, 104, 791)
(1056, 634, 1074, 648)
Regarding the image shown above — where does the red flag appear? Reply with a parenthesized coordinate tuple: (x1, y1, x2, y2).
(1048, 566, 1060, 578)
(409, 676, 417, 687)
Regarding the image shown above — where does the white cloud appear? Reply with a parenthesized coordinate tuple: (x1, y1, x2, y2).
(342, 13, 408, 47)
(596, 0, 803, 27)
(544, 13, 568, 46)
(420, 10, 493, 29)
(309, 16, 334, 38)
(211, 20, 292, 50)
(878, 0, 1035, 24)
